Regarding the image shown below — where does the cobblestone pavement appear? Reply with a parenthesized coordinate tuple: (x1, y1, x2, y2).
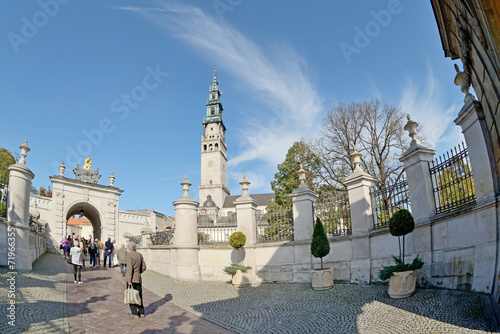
(0, 253, 69, 334)
(142, 270, 500, 334)
(1, 253, 500, 333)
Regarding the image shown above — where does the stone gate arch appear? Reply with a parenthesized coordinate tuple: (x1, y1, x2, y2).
(30, 160, 123, 253)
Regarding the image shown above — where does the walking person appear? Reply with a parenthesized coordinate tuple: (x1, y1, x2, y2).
(61, 236, 70, 259)
(70, 240, 84, 284)
(79, 237, 86, 268)
(104, 237, 114, 268)
(124, 241, 147, 318)
(111, 240, 119, 267)
(88, 238, 98, 268)
(96, 238, 104, 266)
(116, 244, 128, 276)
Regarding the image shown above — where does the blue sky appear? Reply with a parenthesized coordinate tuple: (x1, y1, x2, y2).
(1, 0, 466, 217)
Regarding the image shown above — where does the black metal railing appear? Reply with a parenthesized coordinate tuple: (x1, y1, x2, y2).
(257, 206, 294, 242)
(197, 212, 237, 244)
(150, 230, 174, 245)
(314, 192, 351, 236)
(430, 142, 475, 214)
(128, 235, 142, 246)
(371, 177, 411, 229)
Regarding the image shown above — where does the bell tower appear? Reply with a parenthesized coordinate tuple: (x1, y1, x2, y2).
(199, 66, 230, 209)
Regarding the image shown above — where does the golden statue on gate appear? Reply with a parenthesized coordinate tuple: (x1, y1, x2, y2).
(84, 157, 92, 171)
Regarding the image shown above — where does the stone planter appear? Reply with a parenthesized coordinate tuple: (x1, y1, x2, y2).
(232, 269, 251, 288)
(388, 270, 416, 299)
(311, 268, 333, 291)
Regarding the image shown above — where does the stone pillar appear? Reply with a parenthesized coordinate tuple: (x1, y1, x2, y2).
(454, 99, 498, 201)
(235, 175, 258, 246)
(7, 139, 35, 271)
(344, 149, 375, 284)
(234, 175, 257, 284)
(290, 165, 317, 283)
(400, 115, 436, 286)
(172, 176, 200, 281)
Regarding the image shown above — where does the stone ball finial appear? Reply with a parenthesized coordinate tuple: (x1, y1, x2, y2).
(297, 163, 307, 185)
(109, 172, 115, 187)
(59, 161, 66, 177)
(181, 175, 192, 197)
(19, 138, 30, 164)
(454, 63, 475, 103)
(349, 148, 362, 171)
(240, 174, 250, 196)
(404, 114, 421, 146)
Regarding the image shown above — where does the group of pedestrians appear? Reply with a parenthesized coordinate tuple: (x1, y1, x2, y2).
(61, 235, 146, 318)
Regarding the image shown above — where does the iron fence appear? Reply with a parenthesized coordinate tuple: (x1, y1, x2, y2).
(197, 212, 237, 244)
(128, 235, 142, 246)
(0, 175, 7, 218)
(257, 206, 294, 242)
(430, 142, 476, 214)
(314, 192, 351, 236)
(150, 230, 174, 245)
(371, 176, 411, 230)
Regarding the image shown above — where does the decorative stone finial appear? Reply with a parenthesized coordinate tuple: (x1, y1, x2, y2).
(59, 161, 66, 177)
(214, 64, 217, 78)
(181, 175, 192, 197)
(404, 114, 421, 146)
(454, 63, 475, 102)
(19, 138, 30, 164)
(240, 174, 250, 196)
(297, 164, 307, 185)
(349, 147, 362, 171)
(109, 172, 115, 187)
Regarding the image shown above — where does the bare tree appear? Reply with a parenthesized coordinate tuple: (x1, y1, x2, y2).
(309, 99, 409, 190)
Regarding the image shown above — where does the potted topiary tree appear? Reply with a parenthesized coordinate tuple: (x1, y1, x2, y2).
(310, 217, 333, 290)
(223, 231, 251, 287)
(378, 208, 424, 298)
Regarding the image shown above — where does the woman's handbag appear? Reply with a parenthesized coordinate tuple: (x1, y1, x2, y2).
(124, 285, 141, 305)
(66, 257, 72, 264)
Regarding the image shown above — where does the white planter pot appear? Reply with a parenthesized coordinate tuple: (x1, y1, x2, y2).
(232, 269, 251, 288)
(388, 270, 416, 299)
(311, 268, 333, 291)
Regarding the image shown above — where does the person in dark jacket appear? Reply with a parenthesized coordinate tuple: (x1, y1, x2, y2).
(103, 237, 114, 268)
(124, 241, 147, 318)
(87, 238, 98, 268)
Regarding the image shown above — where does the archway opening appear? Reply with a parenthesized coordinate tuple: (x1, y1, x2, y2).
(65, 203, 102, 241)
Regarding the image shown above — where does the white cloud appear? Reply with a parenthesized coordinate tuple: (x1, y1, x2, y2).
(119, 2, 323, 189)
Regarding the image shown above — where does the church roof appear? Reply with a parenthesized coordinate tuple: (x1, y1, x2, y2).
(222, 193, 275, 208)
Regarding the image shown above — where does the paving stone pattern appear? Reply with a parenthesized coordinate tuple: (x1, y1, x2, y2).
(0, 253, 69, 334)
(1, 253, 499, 333)
(142, 270, 500, 334)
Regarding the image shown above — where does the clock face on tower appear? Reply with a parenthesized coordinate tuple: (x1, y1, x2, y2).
(208, 161, 213, 167)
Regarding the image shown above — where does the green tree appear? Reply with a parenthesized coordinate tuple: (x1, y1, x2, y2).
(270, 141, 320, 207)
(0, 148, 16, 182)
(435, 158, 475, 210)
(311, 217, 330, 269)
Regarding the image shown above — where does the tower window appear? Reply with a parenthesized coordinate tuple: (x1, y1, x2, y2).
(215, 143, 219, 150)
(203, 144, 207, 151)
(210, 180, 212, 185)
(209, 144, 213, 151)
(211, 108, 215, 115)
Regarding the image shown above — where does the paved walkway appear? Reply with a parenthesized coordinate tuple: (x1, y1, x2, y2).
(1, 253, 500, 333)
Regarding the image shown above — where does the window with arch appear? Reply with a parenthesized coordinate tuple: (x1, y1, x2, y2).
(209, 144, 213, 151)
(203, 144, 207, 151)
(215, 143, 219, 150)
(211, 107, 215, 115)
